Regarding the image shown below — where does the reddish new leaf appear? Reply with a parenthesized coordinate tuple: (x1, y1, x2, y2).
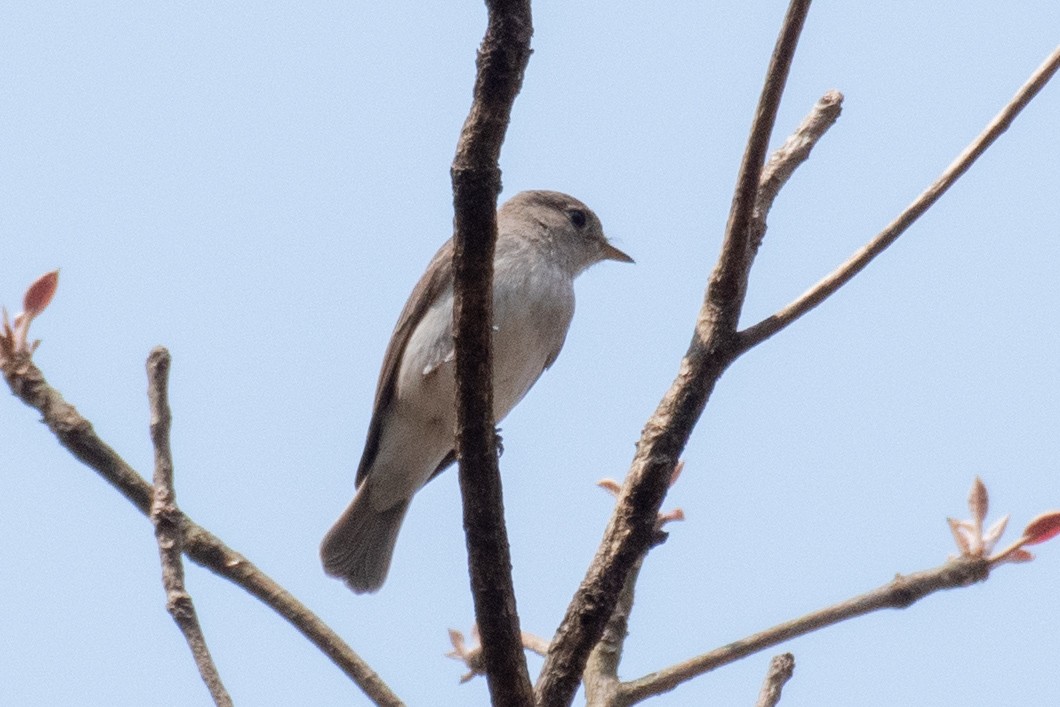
(22, 270, 59, 318)
(1021, 511, 1060, 546)
(1008, 548, 1034, 563)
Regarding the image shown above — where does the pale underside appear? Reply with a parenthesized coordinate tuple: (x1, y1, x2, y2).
(366, 258, 576, 510)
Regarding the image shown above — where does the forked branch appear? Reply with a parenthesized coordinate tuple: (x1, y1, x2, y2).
(2, 358, 402, 707)
(738, 45, 1060, 352)
(537, 2, 813, 703)
(147, 348, 232, 707)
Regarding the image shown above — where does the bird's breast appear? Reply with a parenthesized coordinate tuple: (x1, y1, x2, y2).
(491, 263, 575, 419)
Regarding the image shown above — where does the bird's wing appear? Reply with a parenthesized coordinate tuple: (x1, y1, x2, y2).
(356, 238, 455, 487)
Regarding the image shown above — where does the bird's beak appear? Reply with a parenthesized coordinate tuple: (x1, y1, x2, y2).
(601, 241, 635, 264)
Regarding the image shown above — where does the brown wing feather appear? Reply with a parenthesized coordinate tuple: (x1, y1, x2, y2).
(355, 239, 455, 487)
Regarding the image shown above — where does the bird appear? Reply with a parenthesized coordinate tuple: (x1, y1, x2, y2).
(321, 189, 632, 593)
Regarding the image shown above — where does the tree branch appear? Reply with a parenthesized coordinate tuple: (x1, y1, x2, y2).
(755, 654, 796, 707)
(738, 45, 1060, 352)
(2, 359, 403, 707)
(147, 347, 233, 707)
(449, 1, 535, 706)
(535, 3, 813, 703)
(706, 0, 813, 320)
(616, 557, 989, 704)
(582, 553, 648, 707)
(579, 91, 839, 706)
(750, 89, 843, 256)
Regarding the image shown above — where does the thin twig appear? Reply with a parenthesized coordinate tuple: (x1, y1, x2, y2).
(147, 348, 233, 707)
(536, 3, 813, 704)
(2, 360, 403, 707)
(617, 557, 989, 704)
(749, 90, 843, 256)
(755, 654, 796, 707)
(449, 0, 536, 705)
(738, 45, 1060, 352)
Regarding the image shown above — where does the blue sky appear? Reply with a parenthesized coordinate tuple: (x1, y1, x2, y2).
(2, 3, 1059, 705)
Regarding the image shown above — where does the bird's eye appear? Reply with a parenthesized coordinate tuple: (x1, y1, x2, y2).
(567, 209, 587, 229)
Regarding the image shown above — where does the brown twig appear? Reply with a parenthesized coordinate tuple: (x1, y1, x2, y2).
(750, 89, 843, 255)
(2, 360, 403, 707)
(535, 3, 813, 703)
(755, 654, 796, 707)
(617, 557, 989, 704)
(738, 45, 1060, 352)
(449, 0, 536, 706)
(147, 348, 233, 707)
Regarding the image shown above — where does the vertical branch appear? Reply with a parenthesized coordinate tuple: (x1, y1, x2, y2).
(450, 1, 534, 705)
(147, 348, 233, 707)
(536, 2, 813, 704)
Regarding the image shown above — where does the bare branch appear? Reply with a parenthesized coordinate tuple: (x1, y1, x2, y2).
(2, 361, 403, 707)
(578, 88, 836, 705)
(449, 0, 536, 705)
(755, 654, 796, 707)
(583, 554, 647, 707)
(617, 557, 989, 704)
(750, 89, 844, 256)
(536, 3, 813, 703)
(738, 45, 1060, 352)
(706, 0, 814, 322)
(541, 30, 1058, 707)
(147, 348, 232, 707)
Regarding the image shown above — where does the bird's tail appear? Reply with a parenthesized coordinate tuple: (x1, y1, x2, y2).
(320, 487, 410, 594)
